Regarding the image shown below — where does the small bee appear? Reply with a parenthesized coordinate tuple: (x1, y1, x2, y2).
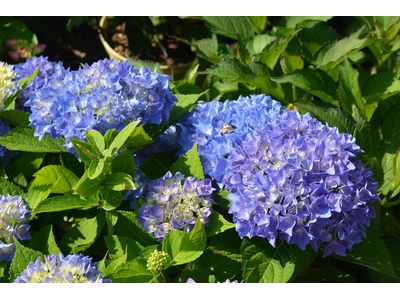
(222, 123, 235, 135)
(287, 104, 299, 112)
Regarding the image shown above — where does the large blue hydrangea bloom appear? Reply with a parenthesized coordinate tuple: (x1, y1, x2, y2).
(25, 58, 177, 153)
(14, 253, 111, 283)
(178, 94, 283, 183)
(14, 56, 64, 111)
(137, 171, 215, 241)
(0, 195, 31, 262)
(224, 110, 380, 257)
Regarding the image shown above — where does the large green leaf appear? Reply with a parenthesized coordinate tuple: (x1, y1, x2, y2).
(104, 235, 144, 260)
(103, 257, 153, 283)
(34, 194, 98, 214)
(279, 16, 333, 28)
(0, 126, 66, 153)
(0, 179, 23, 196)
(208, 229, 243, 263)
(106, 121, 140, 157)
(9, 240, 43, 282)
(363, 70, 400, 104)
(113, 211, 157, 246)
(242, 238, 296, 283)
(30, 165, 79, 194)
(124, 125, 153, 153)
(162, 218, 207, 266)
(245, 34, 276, 57)
(203, 16, 255, 40)
(60, 212, 106, 254)
(205, 212, 235, 237)
(7, 152, 44, 188)
(28, 225, 61, 255)
(246, 16, 268, 34)
(0, 110, 29, 127)
(202, 59, 256, 83)
(272, 69, 339, 106)
(169, 142, 204, 179)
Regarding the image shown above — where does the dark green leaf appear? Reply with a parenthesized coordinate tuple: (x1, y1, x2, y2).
(34, 194, 98, 214)
(205, 212, 235, 237)
(104, 235, 144, 260)
(29, 225, 61, 255)
(9, 239, 43, 282)
(169, 142, 204, 179)
(203, 16, 255, 40)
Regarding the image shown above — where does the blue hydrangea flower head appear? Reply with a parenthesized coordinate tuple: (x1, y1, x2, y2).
(0, 194, 31, 262)
(14, 56, 64, 111)
(25, 58, 177, 154)
(14, 253, 111, 283)
(224, 110, 380, 257)
(136, 171, 216, 241)
(0, 62, 19, 108)
(177, 94, 283, 183)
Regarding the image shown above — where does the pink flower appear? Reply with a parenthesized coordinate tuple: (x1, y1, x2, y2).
(8, 50, 20, 61)
(6, 38, 18, 49)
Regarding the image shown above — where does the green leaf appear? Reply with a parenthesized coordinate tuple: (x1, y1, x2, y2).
(245, 34, 276, 57)
(237, 34, 251, 64)
(313, 37, 373, 70)
(179, 249, 242, 283)
(111, 150, 136, 181)
(104, 173, 135, 191)
(363, 70, 400, 103)
(0, 126, 66, 153)
(246, 16, 268, 34)
(246, 75, 287, 103)
(7, 152, 45, 188)
(242, 238, 296, 283)
(88, 159, 105, 180)
(300, 21, 340, 45)
(69, 138, 100, 165)
(100, 188, 122, 211)
(203, 16, 255, 40)
(353, 117, 383, 159)
(338, 56, 364, 114)
(34, 194, 98, 214)
(213, 189, 232, 210)
(254, 30, 301, 69)
(106, 121, 141, 157)
(9, 239, 43, 282)
(205, 212, 235, 237)
(86, 130, 105, 153)
(289, 245, 318, 281)
(380, 102, 400, 140)
(202, 58, 256, 83)
(23, 187, 51, 211)
(124, 126, 153, 153)
(208, 228, 242, 263)
(297, 266, 357, 283)
(104, 235, 144, 260)
(169, 142, 204, 179)
(272, 69, 339, 106)
(280, 52, 304, 74)
(106, 210, 119, 226)
(60, 212, 106, 254)
(162, 218, 207, 266)
(0, 178, 23, 196)
(74, 169, 101, 197)
(30, 165, 79, 194)
(104, 257, 153, 283)
(279, 16, 333, 28)
(139, 149, 178, 180)
(29, 225, 61, 255)
(127, 57, 162, 73)
(113, 211, 157, 246)
(0, 110, 29, 127)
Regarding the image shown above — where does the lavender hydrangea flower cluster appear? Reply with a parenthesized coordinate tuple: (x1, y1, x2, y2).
(224, 110, 380, 257)
(178, 94, 283, 183)
(136, 171, 215, 241)
(14, 253, 111, 283)
(14, 56, 64, 111)
(0, 62, 19, 108)
(25, 58, 177, 153)
(0, 195, 31, 262)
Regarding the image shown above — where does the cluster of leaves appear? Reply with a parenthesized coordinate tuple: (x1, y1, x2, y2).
(0, 16, 400, 283)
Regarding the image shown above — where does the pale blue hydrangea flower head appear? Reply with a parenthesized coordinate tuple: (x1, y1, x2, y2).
(0, 194, 31, 262)
(177, 94, 284, 184)
(0, 62, 19, 108)
(14, 56, 64, 111)
(14, 253, 111, 283)
(224, 110, 380, 257)
(136, 171, 215, 241)
(25, 58, 177, 154)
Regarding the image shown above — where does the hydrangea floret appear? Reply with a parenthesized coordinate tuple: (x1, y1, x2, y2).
(0, 62, 19, 108)
(178, 94, 283, 183)
(14, 253, 111, 283)
(25, 58, 177, 154)
(136, 171, 215, 241)
(0, 195, 31, 262)
(147, 250, 169, 272)
(14, 56, 64, 111)
(223, 110, 380, 257)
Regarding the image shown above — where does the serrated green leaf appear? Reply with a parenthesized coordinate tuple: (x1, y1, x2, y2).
(74, 169, 101, 197)
(107, 121, 140, 157)
(353, 116, 383, 159)
(0, 126, 66, 153)
(280, 52, 304, 74)
(203, 16, 255, 40)
(246, 16, 268, 34)
(213, 189, 231, 209)
(103, 257, 153, 283)
(113, 211, 157, 246)
(242, 238, 296, 283)
(208, 229, 242, 263)
(272, 69, 339, 106)
(127, 58, 162, 73)
(60, 212, 106, 254)
(202, 59, 256, 83)
(30, 165, 79, 194)
(69, 138, 100, 165)
(100, 188, 122, 211)
(9, 239, 43, 282)
(124, 125, 153, 153)
(0, 178, 23, 196)
(111, 150, 136, 180)
(169, 142, 204, 179)
(33, 194, 98, 214)
(205, 212, 235, 237)
(104, 173, 135, 191)
(245, 34, 276, 57)
(88, 159, 105, 180)
(289, 245, 318, 282)
(162, 218, 207, 266)
(86, 130, 105, 153)
(363, 70, 400, 103)
(300, 21, 340, 45)
(106, 210, 119, 226)
(29, 225, 61, 255)
(0, 110, 29, 127)
(104, 235, 144, 260)
(279, 16, 332, 28)
(7, 152, 45, 188)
